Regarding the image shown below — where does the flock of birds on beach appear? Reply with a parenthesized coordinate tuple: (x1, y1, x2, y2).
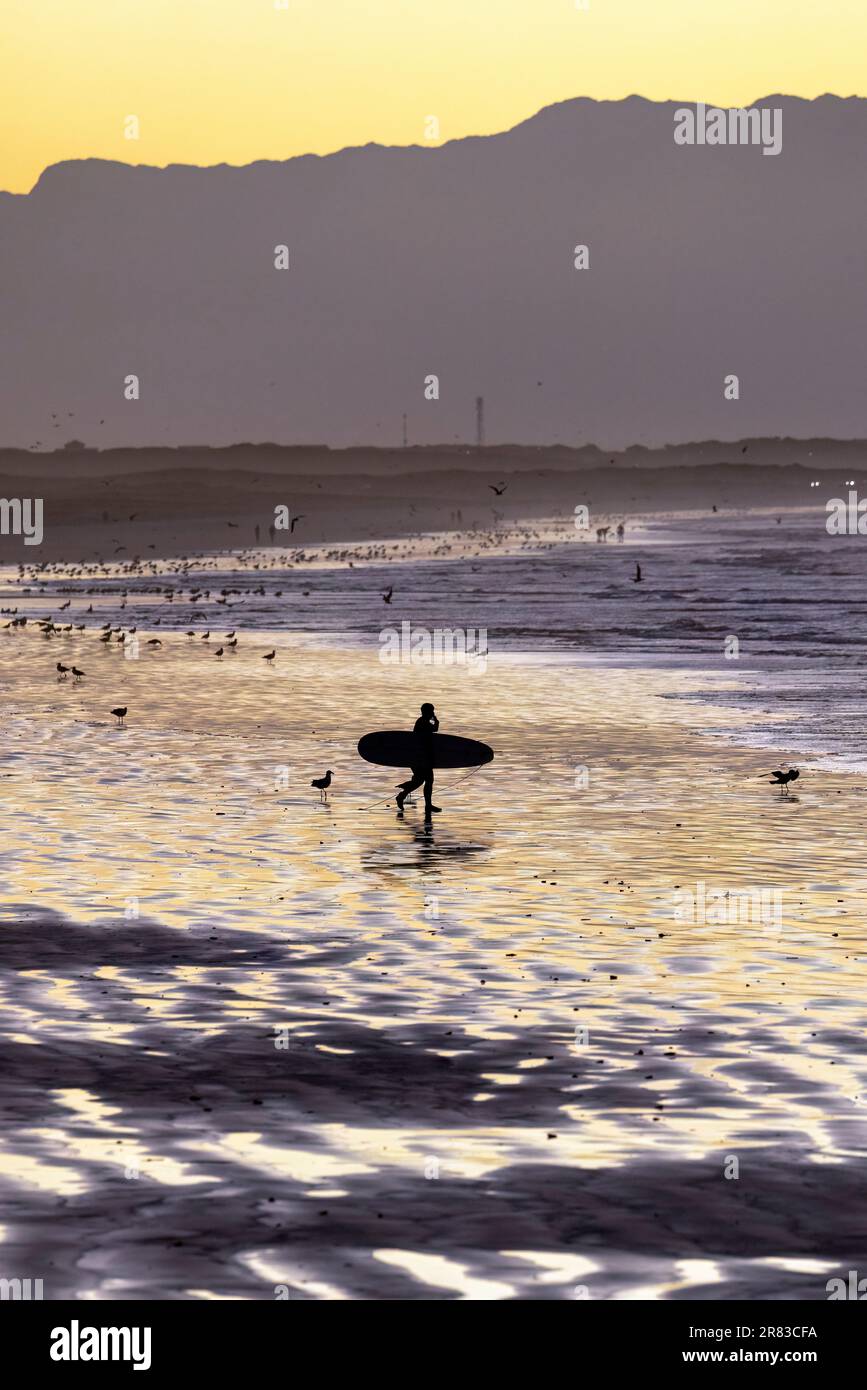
(2, 602, 347, 796)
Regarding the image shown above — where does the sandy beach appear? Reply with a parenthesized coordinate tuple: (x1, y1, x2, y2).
(2, 494, 866, 1300)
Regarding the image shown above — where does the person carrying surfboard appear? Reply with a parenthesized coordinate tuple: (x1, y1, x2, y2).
(396, 703, 441, 815)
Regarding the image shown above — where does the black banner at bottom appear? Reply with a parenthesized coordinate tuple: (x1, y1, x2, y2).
(3, 1298, 862, 1376)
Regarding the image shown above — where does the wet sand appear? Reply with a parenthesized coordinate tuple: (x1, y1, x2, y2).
(2, 615, 866, 1299)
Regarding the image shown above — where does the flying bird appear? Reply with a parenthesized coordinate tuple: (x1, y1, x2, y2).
(311, 770, 333, 802)
(488, 483, 508, 496)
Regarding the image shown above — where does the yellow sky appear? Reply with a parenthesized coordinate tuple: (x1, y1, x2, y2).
(2, 0, 864, 193)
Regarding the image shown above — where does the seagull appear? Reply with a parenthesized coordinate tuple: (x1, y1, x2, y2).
(488, 483, 507, 496)
(311, 770, 333, 802)
(769, 767, 800, 794)
(111, 706, 127, 727)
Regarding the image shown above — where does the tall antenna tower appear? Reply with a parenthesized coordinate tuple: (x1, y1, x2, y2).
(475, 395, 485, 449)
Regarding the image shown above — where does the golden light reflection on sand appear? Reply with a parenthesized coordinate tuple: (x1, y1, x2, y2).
(375, 1249, 514, 1300)
(1, 629, 866, 1297)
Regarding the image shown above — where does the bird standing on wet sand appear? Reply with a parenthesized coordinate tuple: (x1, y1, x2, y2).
(382, 585, 393, 604)
(56, 662, 69, 679)
(71, 667, 85, 681)
(311, 770, 333, 801)
(263, 649, 275, 663)
(111, 706, 127, 727)
(769, 767, 800, 794)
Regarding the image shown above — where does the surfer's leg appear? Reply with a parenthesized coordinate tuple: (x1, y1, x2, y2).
(423, 770, 441, 815)
(397, 768, 425, 809)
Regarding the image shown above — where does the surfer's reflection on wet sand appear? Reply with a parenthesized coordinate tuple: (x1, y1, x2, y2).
(410, 823, 488, 857)
(361, 819, 489, 874)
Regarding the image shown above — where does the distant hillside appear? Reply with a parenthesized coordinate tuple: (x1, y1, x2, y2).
(0, 438, 863, 481)
(1, 95, 866, 449)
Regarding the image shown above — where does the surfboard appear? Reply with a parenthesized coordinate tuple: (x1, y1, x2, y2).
(357, 731, 494, 770)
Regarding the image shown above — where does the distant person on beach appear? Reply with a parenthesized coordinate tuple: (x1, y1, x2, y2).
(396, 703, 441, 815)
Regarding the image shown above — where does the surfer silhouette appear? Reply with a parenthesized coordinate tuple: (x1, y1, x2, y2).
(396, 703, 441, 815)
(357, 714, 491, 813)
